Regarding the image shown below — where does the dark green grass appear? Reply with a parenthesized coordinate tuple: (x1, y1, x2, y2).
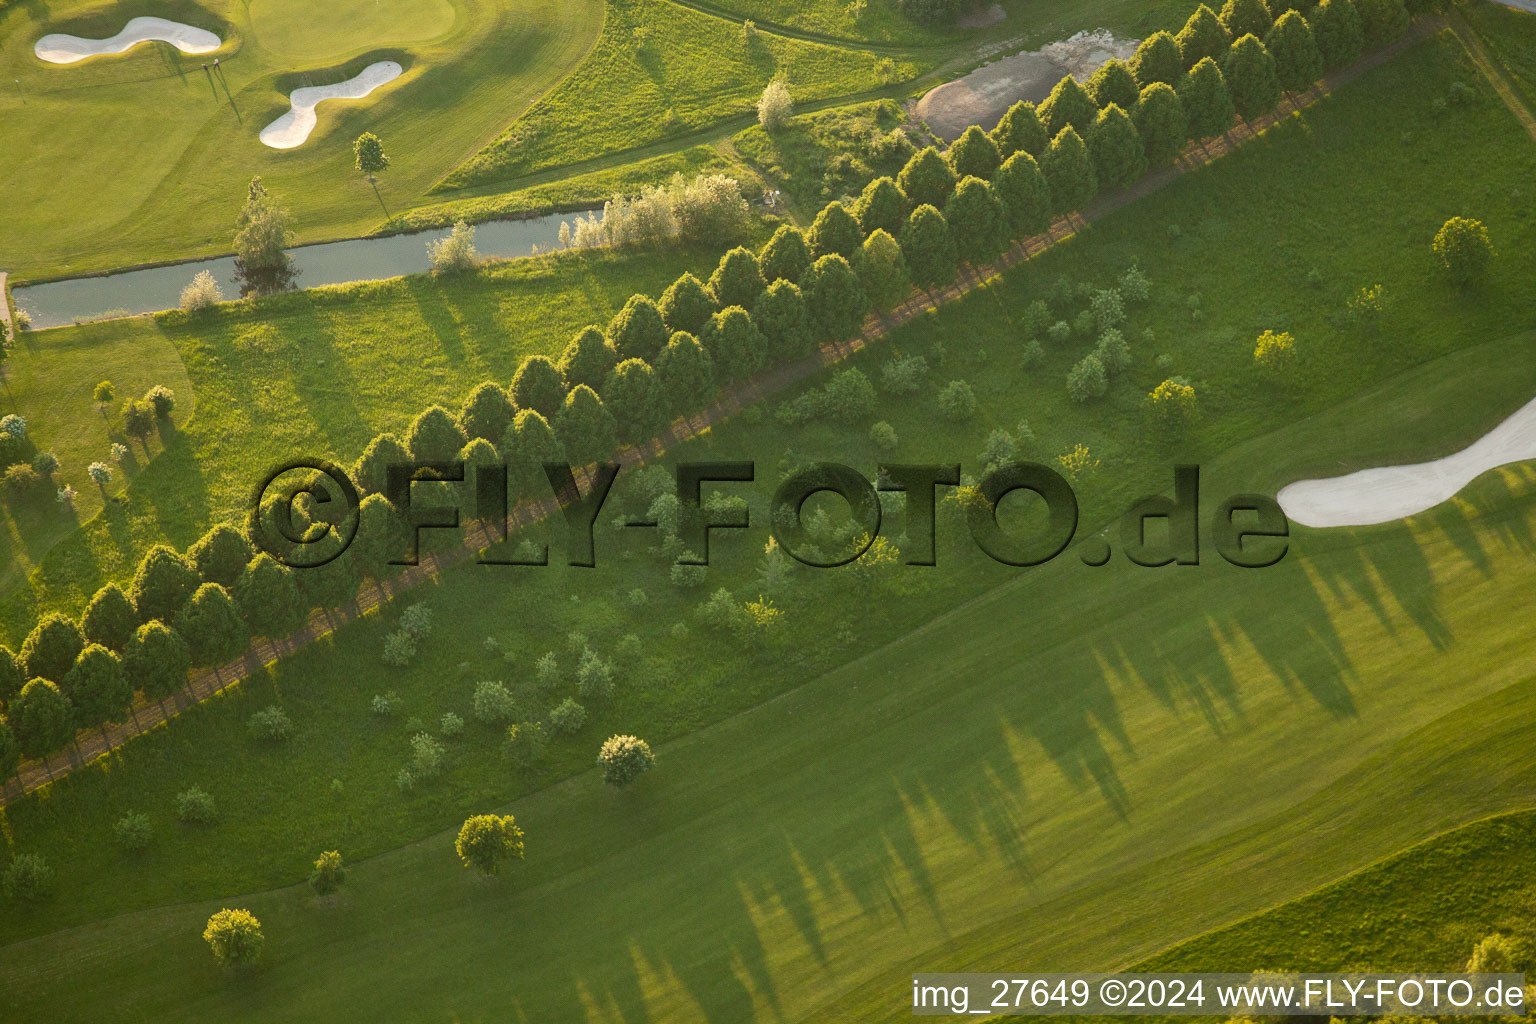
(2, 39, 1536, 1019)
(3, 338, 1536, 1020)
(1462, 0, 1536, 114)
(438, 0, 929, 190)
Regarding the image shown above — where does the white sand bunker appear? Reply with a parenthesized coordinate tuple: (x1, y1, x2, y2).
(35, 16, 221, 64)
(1277, 396, 1536, 528)
(916, 30, 1141, 142)
(259, 60, 402, 149)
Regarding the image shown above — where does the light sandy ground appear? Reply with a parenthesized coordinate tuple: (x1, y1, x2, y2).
(259, 61, 403, 149)
(1277, 395, 1536, 528)
(916, 29, 1140, 141)
(34, 16, 220, 64)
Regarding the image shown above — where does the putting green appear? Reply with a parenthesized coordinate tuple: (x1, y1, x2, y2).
(247, 0, 459, 60)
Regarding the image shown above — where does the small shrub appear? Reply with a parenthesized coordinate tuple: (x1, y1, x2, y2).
(936, 380, 977, 421)
(576, 650, 615, 702)
(440, 712, 465, 738)
(1466, 933, 1521, 973)
(1020, 340, 1045, 368)
(1145, 377, 1198, 433)
(427, 221, 479, 272)
(1090, 288, 1125, 331)
(599, 734, 656, 788)
(371, 693, 398, 717)
(870, 420, 898, 451)
(1066, 354, 1108, 403)
(1057, 443, 1100, 479)
(396, 768, 415, 791)
(671, 558, 706, 589)
(3, 853, 54, 902)
(549, 698, 588, 735)
(1094, 329, 1131, 376)
(472, 680, 518, 725)
(203, 908, 263, 967)
(179, 270, 223, 312)
(176, 787, 217, 825)
(310, 850, 345, 897)
(113, 812, 154, 853)
(758, 79, 793, 131)
(146, 385, 176, 418)
(1347, 283, 1385, 330)
(503, 721, 548, 767)
(398, 603, 432, 640)
(1119, 264, 1151, 304)
(247, 705, 293, 743)
(980, 429, 1019, 469)
(1254, 330, 1297, 379)
(1047, 320, 1072, 344)
(409, 732, 445, 779)
(535, 652, 560, 689)
(1072, 309, 1097, 338)
(382, 630, 417, 667)
(879, 354, 928, 395)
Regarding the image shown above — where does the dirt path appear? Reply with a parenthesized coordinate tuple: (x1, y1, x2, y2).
(1448, 7, 1536, 142)
(0, 21, 1442, 808)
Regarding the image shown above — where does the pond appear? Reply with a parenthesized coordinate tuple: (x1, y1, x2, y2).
(11, 210, 592, 330)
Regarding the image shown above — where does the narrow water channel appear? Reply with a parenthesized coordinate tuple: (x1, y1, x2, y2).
(12, 210, 590, 330)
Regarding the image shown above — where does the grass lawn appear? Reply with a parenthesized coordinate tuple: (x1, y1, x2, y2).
(2, 30, 1536, 1021)
(3, 332, 1535, 1021)
(693, 0, 1207, 46)
(436, 0, 930, 191)
(379, 144, 739, 232)
(1462, 0, 1536, 114)
(0, 0, 606, 280)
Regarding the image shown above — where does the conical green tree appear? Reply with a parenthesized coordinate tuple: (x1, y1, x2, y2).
(658, 274, 715, 337)
(123, 620, 191, 706)
(1085, 58, 1141, 111)
(1132, 82, 1189, 165)
(991, 100, 1048, 158)
(606, 295, 669, 364)
(175, 583, 248, 668)
(656, 331, 716, 415)
(707, 247, 766, 311)
(806, 201, 864, 261)
(1040, 127, 1098, 215)
(993, 151, 1052, 237)
(700, 307, 765, 382)
(757, 225, 811, 284)
(458, 382, 516, 444)
(897, 147, 958, 211)
(554, 385, 618, 466)
(1086, 104, 1148, 190)
(64, 643, 130, 736)
(1219, 0, 1274, 41)
(1223, 34, 1282, 120)
(20, 613, 84, 685)
(1175, 5, 1232, 69)
(235, 553, 306, 638)
(1311, 0, 1364, 70)
(1038, 75, 1099, 138)
(800, 255, 867, 343)
(557, 326, 619, 394)
(603, 359, 663, 443)
(82, 582, 137, 653)
(1179, 57, 1237, 140)
(406, 404, 468, 464)
(946, 125, 1002, 181)
(943, 177, 1011, 267)
(1266, 11, 1324, 93)
(853, 176, 911, 240)
(752, 280, 812, 361)
(1129, 31, 1184, 89)
(11, 679, 71, 761)
(900, 204, 958, 291)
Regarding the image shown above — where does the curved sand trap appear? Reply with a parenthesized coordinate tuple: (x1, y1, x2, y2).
(35, 16, 221, 64)
(1277, 396, 1536, 528)
(259, 61, 402, 149)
